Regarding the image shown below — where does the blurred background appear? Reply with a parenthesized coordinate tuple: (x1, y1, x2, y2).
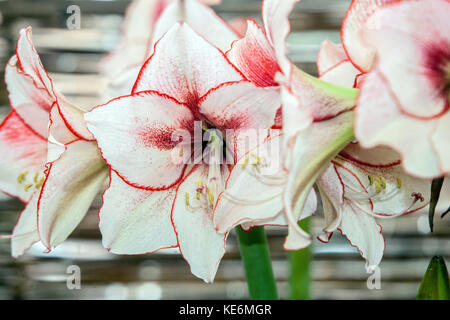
(0, 0, 449, 300)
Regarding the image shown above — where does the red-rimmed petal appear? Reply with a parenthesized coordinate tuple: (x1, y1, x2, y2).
(132, 23, 243, 104)
(339, 201, 385, 269)
(55, 94, 94, 140)
(5, 56, 54, 138)
(15, 27, 54, 93)
(356, 71, 442, 178)
(213, 133, 285, 233)
(37, 140, 108, 250)
(226, 19, 280, 87)
(0, 112, 47, 202)
(262, 0, 298, 77)
(317, 39, 361, 88)
(340, 143, 401, 168)
(318, 163, 385, 268)
(341, 0, 394, 72)
(317, 40, 349, 76)
(171, 164, 228, 283)
(85, 91, 194, 190)
(362, 0, 450, 119)
(316, 184, 340, 243)
(48, 104, 78, 145)
(150, 0, 237, 55)
(99, 171, 178, 254)
(198, 81, 280, 131)
(288, 67, 358, 123)
(11, 191, 40, 257)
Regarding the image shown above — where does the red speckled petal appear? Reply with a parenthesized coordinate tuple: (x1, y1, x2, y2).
(198, 81, 280, 131)
(132, 23, 243, 105)
(5, 56, 54, 138)
(85, 91, 194, 190)
(226, 20, 280, 87)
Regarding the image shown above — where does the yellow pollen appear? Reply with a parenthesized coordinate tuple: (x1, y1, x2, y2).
(24, 183, 33, 192)
(185, 192, 190, 206)
(197, 180, 203, 187)
(368, 175, 374, 186)
(396, 178, 402, 189)
(375, 177, 381, 193)
(380, 177, 387, 189)
(35, 177, 44, 189)
(33, 173, 39, 183)
(196, 191, 201, 200)
(17, 171, 28, 184)
(241, 157, 249, 170)
(207, 189, 214, 206)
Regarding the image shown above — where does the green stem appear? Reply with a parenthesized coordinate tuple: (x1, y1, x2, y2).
(289, 218, 312, 300)
(236, 226, 279, 300)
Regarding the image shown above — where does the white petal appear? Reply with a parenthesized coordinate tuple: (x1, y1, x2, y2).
(171, 165, 227, 283)
(37, 140, 108, 249)
(99, 171, 178, 254)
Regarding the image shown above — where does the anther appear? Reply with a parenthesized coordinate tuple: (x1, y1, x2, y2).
(35, 177, 44, 189)
(185, 192, 190, 206)
(396, 178, 402, 189)
(24, 183, 33, 192)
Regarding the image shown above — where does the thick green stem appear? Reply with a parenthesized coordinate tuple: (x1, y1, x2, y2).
(289, 218, 312, 300)
(236, 226, 279, 300)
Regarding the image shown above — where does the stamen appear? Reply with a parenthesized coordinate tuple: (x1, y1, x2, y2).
(17, 171, 28, 184)
(185, 192, 190, 206)
(24, 183, 33, 192)
(396, 178, 402, 189)
(35, 177, 44, 189)
(241, 157, 249, 170)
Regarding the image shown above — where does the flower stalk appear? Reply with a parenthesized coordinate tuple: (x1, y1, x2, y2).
(289, 217, 312, 300)
(235, 226, 279, 300)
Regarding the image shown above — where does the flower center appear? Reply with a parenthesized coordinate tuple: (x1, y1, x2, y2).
(185, 130, 225, 212)
(424, 41, 450, 103)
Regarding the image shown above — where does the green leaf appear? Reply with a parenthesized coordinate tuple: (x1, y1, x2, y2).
(429, 178, 444, 232)
(417, 256, 450, 300)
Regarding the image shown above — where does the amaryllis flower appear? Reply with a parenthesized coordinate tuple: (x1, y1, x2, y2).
(214, 0, 357, 250)
(85, 22, 282, 282)
(0, 28, 108, 257)
(342, 0, 450, 178)
(302, 24, 431, 268)
(101, 0, 236, 98)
